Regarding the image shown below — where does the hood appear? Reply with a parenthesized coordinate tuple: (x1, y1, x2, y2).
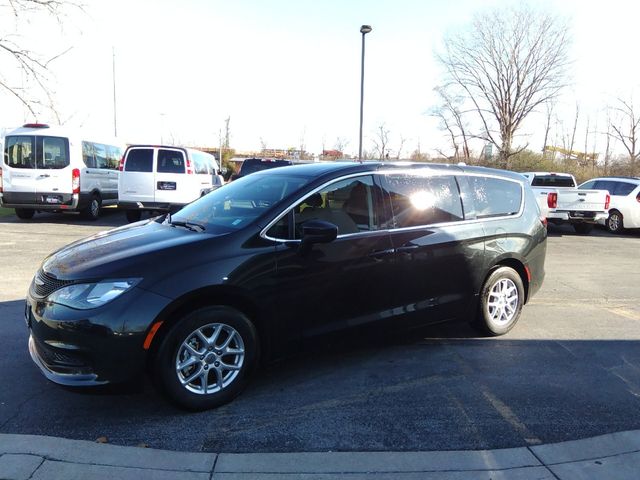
(42, 219, 219, 280)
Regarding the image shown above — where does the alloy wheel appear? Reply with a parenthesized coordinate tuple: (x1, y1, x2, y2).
(175, 323, 245, 395)
(487, 278, 519, 326)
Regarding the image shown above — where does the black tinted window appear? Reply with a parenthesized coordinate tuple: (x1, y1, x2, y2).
(4, 136, 35, 169)
(531, 175, 575, 187)
(593, 180, 617, 194)
(240, 159, 292, 176)
(157, 150, 185, 174)
(469, 176, 522, 218)
(612, 181, 637, 196)
(125, 149, 153, 172)
(385, 174, 463, 228)
(36, 136, 70, 170)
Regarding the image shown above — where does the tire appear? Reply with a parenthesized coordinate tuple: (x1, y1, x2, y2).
(81, 194, 101, 220)
(153, 306, 259, 411)
(14, 208, 35, 220)
(573, 223, 593, 235)
(475, 266, 524, 336)
(125, 209, 142, 223)
(606, 210, 624, 234)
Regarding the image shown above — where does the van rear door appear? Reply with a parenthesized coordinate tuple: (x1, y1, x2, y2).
(3, 136, 38, 203)
(121, 148, 154, 204)
(35, 136, 72, 204)
(155, 148, 188, 205)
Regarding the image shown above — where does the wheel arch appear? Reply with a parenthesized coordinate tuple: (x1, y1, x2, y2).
(144, 285, 269, 370)
(485, 257, 530, 303)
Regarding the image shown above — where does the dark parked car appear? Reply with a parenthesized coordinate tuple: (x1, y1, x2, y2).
(26, 162, 547, 410)
(232, 157, 293, 179)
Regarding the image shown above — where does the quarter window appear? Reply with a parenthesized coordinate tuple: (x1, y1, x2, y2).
(468, 176, 522, 218)
(384, 173, 464, 228)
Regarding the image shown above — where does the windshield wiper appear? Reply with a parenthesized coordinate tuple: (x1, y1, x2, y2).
(164, 214, 206, 232)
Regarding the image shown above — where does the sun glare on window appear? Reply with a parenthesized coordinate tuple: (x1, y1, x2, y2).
(410, 190, 436, 210)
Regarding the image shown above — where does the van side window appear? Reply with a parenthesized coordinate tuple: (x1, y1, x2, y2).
(157, 150, 185, 174)
(94, 143, 108, 169)
(191, 152, 210, 174)
(125, 149, 153, 172)
(106, 145, 122, 170)
(469, 176, 522, 218)
(82, 141, 96, 168)
(384, 174, 464, 228)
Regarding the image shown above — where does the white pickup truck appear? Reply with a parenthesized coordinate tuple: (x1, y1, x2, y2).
(521, 172, 610, 234)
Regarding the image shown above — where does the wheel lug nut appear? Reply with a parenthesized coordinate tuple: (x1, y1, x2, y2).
(214, 362, 220, 367)
(204, 365, 208, 370)
(200, 356, 204, 360)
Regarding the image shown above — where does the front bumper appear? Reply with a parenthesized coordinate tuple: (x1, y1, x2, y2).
(25, 286, 172, 386)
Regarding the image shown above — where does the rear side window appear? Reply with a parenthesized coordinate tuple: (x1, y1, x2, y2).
(612, 181, 636, 196)
(385, 173, 464, 228)
(4, 136, 35, 169)
(125, 149, 153, 172)
(191, 152, 212, 174)
(531, 175, 575, 187)
(468, 176, 522, 218)
(157, 150, 185, 174)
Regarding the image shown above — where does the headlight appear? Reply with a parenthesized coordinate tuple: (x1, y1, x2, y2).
(48, 279, 141, 310)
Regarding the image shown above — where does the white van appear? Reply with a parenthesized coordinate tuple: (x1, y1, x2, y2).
(118, 145, 221, 222)
(1, 123, 123, 220)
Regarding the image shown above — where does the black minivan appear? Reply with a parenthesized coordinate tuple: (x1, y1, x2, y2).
(26, 162, 547, 410)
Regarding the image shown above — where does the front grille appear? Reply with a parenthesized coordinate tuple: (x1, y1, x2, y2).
(30, 270, 74, 298)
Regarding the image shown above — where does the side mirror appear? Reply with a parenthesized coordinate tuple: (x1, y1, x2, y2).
(300, 220, 338, 251)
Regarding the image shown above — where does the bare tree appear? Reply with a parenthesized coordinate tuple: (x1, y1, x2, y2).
(437, 5, 571, 168)
(566, 103, 579, 162)
(223, 116, 231, 148)
(542, 102, 553, 157)
(334, 137, 349, 154)
(1, 0, 80, 120)
(431, 85, 471, 160)
(610, 95, 640, 174)
(395, 135, 406, 160)
(371, 123, 390, 160)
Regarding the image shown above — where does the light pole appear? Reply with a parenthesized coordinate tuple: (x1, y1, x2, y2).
(358, 24, 372, 163)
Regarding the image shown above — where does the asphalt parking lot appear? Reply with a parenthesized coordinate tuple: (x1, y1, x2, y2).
(1, 210, 639, 453)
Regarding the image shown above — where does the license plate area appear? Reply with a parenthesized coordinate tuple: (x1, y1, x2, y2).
(157, 181, 176, 191)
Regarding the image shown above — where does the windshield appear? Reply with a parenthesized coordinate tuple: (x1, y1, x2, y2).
(531, 175, 575, 187)
(170, 172, 311, 233)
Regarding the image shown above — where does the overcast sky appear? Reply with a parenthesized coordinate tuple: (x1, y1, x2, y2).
(2, 0, 639, 157)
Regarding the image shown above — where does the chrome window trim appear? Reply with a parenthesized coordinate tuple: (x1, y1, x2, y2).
(260, 169, 526, 243)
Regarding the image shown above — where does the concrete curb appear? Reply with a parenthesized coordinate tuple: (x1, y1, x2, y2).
(1, 430, 639, 479)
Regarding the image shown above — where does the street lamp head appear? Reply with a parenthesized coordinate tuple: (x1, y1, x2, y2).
(360, 25, 372, 34)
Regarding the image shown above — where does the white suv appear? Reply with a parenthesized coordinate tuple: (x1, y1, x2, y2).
(118, 145, 221, 222)
(579, 177, 640, 233)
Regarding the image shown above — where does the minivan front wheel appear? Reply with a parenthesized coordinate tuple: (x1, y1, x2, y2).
(476, 266, 524, 336)
(154, 306, 258, 410)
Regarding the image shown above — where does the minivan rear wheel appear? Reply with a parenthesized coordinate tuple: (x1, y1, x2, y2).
(15, 208, 35, 220)
(476, 266, 524, 336)
(154, 306, 259, 411)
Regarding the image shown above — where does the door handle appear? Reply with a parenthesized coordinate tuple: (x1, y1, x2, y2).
(395, 245, 420, 254)
(368, 248, 395, 259)
(38, 174, 50, 178)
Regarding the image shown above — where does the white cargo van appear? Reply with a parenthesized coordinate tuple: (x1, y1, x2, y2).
(1, 123, 123, 220)
(118, 145, 221, 222)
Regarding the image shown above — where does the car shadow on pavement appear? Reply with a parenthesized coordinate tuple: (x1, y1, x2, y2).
(3, 292, 640, 453)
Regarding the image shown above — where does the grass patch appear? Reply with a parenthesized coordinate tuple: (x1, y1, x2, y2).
(0, 207, 15, 217)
